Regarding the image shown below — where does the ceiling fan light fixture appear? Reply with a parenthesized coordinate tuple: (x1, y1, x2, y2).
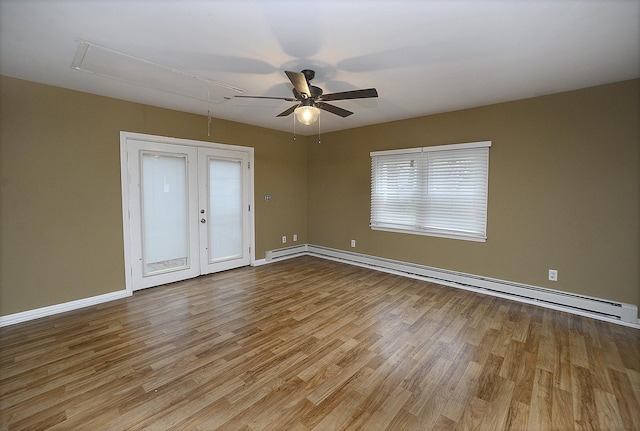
(294, 105, 320, 125)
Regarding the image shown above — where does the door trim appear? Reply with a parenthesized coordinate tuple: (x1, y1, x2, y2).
(120, 131, 255, 294)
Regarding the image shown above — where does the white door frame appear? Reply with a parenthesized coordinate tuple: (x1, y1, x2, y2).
(120, 131, 255, 294)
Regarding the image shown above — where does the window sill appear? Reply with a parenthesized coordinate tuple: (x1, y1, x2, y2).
(370, 225, 487, 242)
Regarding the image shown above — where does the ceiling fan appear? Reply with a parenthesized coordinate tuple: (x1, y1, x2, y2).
(235, 69, 378, 125)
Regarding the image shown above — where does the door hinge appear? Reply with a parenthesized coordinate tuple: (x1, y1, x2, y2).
(247, 161, 250, 169)
(248, 204, 251, 212)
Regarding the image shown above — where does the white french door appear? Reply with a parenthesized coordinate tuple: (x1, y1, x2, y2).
(198, 148, 250, 274)
(121, 133, 253, 291)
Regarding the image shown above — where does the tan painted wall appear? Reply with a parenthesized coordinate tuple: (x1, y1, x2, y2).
(307, 79, 640, 310)
(2, 76, 638, 317)
(0, 76, 308, 315)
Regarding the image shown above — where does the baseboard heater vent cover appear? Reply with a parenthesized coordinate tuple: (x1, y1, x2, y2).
(264, 244, 638, 326)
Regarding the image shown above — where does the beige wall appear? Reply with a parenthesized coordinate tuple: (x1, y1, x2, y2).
(0, 76, 308, 315)
(308, 79, 639, 309)
(1, 76, 638, 317)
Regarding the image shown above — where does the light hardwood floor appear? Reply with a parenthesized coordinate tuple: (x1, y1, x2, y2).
(1, 256, 639, 430)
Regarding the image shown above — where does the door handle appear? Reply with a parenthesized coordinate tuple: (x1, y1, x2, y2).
(200, 218, 206, 224)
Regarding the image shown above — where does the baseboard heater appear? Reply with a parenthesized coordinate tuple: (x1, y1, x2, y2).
(265, 244, 310, 261)
(265, 244, 639, 327)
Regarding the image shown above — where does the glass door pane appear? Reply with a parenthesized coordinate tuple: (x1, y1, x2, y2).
(207, 158, 243, 262)
(141, 152, 189, 275)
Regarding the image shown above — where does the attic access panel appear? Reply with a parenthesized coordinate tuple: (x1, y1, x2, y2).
(72, 41, 243, 103)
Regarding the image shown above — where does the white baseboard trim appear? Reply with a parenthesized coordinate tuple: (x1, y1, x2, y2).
(5, 246, 638, 329)
(263, 244, 640, 328)
(0, 290, 132, 328)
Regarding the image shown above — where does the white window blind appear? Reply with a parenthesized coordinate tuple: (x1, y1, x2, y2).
(371, 141, 490, 241)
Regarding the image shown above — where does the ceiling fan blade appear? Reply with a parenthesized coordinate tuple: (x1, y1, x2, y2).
(316, 102, 353, 118)
(235, 95, 297, 102)
(276, 104, 300, 117)
(319, 88, 378, 101)
(285, 70, 312, 99)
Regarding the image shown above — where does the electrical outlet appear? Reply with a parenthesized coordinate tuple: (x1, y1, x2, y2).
(548, 269, 558, 281)
(293, 234, 298, 242)
(351, 239, 356, 248)
(282, 235, 287, 244)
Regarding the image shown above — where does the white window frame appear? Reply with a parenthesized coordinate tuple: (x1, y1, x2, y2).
(370, 141, 491, 242)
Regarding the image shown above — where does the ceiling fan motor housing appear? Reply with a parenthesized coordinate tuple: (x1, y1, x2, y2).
(310, 86, 323, 98)
(301, 69, 315, 82)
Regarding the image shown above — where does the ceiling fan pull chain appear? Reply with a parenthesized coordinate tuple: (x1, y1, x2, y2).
(293, 113, 296, 141)
(318, 114, 321, 144)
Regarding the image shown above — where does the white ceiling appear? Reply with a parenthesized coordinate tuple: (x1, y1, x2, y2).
(1, 0, 638, 135)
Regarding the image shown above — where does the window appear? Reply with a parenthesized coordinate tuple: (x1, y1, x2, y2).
(370, 141, 491, 241)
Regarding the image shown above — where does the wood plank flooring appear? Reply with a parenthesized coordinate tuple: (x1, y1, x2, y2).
(1, 256, 639, 430)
